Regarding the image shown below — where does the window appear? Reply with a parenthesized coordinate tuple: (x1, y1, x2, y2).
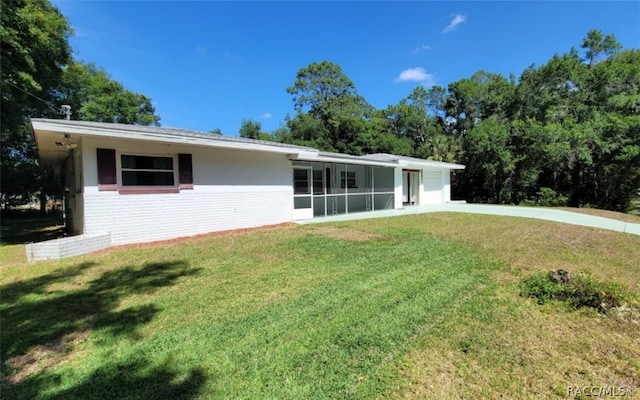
(293, 168, 310, 195)
(121, 155, 175, 186)
(340, 171, 357, 189)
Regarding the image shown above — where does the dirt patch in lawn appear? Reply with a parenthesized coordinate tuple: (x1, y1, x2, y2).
(4, 330, 89, 384)
(311, 226, 384, 242)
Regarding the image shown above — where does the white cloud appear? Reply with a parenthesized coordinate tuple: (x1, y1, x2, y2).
(411, 44, 431, 54)
(195, 45, 208, 55)
(395, 67, 435, 86)
(224, 50, 242, 61)
(259, 113, 273, 119)
(443, 14, 467, 33)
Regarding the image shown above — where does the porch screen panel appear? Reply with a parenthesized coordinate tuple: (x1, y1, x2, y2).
(373, 167, 394, 193)
(347, 164, 371, 194)
(326, 195, 346, 215)
(294, 196, 312, 209)
(313, 197, 326, 217)
(374, 194, 394, 210)
(329, 164, 345, 194)
(347, 194, 372, 213)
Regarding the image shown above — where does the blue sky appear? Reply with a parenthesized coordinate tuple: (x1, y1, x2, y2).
(53, 1, 640, 136)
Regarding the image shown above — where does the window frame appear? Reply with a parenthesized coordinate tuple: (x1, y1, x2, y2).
(340, 170, 357, 189)
(117, 152, 180, 194)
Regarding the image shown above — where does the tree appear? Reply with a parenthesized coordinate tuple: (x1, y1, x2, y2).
(285, 61, 371, 154)
(287, 61, 360, 115)
(1, 0, 72, 128)
(56, 61, 160, 125)
(1, 0, 72, 211)
(460, 118, 515, 203)
(581, 29, 622, 66)
(1, 1, 162, 213)
(238, 119, 274, 141)
(239, 119, 262, 139)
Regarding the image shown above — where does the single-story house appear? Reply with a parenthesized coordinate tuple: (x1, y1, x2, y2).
(28, 118, 465, 260)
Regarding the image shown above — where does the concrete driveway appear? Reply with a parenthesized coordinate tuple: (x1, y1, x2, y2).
(296, 203, 640, 236)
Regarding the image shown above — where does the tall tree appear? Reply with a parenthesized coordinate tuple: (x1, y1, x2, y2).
(1, 0, 72, 211)
(56, 61, 160, 125)
(460, 118, 515, 203)
(285, 61, 371, 154)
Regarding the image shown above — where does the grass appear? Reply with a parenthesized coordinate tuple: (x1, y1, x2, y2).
(1, 213, 639, 399)
(1, 216, 66, 265)
(560, 207, 640, 223)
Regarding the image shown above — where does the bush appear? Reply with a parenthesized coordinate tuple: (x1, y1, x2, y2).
(520, 270, 629, 313)
(537, 187, 568, 207)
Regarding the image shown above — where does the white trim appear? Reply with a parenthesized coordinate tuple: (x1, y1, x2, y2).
(32, 119, 311, 156)
(289, 154, 397, 167)
(292, 165, 313, 220)
(118, 152, 179, 189)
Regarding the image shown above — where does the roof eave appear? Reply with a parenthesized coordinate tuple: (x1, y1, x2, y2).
(30, 119, 313, 156)
(288, 153, 398, 167)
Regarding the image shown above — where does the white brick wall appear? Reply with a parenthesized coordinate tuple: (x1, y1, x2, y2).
(83, 190, 292, 245)
(26, 233, 111, 261)
(81, 137, 294, 246)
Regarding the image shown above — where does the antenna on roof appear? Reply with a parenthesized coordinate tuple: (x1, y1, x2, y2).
(60, 105, 71, 120)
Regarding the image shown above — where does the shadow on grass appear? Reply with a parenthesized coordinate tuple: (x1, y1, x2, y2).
(9, 359, 206, 400)
(1, 259, 203, 399)
(0, 216, 66, 245)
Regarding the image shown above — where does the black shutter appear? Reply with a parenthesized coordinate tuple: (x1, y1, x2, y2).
(178, 153, 193, 189)
(97, 148, 117, 190)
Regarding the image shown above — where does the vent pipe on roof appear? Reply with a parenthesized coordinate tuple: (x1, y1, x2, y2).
(60, 105, 71, 120)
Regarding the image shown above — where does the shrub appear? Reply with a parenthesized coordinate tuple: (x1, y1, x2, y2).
(520, 270, 629, 313)
(537, 187, 568, 207)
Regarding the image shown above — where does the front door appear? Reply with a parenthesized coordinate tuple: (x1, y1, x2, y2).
(403, 170, 420, 206)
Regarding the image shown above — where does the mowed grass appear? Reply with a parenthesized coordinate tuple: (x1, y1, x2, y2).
(1, 216, 66, 265)
(1, 213, 639, 399)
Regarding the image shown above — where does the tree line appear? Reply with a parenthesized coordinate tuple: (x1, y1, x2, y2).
(240, 31, 639, 212)
(2, 0, 638, 214)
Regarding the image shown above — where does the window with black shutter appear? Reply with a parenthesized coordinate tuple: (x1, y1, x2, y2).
(97, 148, 117, 191)
(178, 153, 193, 189)
(97, 149, 193, 193)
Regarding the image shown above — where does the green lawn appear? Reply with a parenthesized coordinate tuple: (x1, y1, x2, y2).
(1, 214, 639, 399)
(1, 216, 66, 265)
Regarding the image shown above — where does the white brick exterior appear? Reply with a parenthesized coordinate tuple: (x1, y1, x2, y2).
(30, 120, 466, 260)
(26, 233, 111, 262)
(81, 137, 293, 245)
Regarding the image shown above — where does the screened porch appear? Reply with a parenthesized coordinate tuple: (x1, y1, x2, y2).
(292, 160, 396, 219)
